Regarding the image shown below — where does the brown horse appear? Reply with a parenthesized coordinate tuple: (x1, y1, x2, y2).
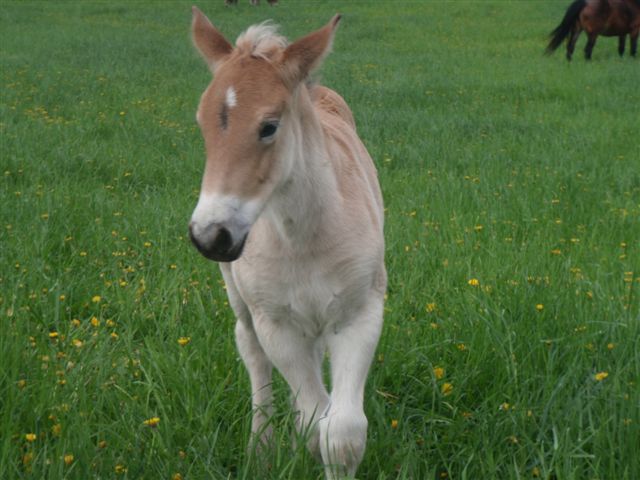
(547, 0, 640, 60)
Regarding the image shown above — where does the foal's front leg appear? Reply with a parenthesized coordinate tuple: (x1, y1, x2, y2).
(252, 315, 330, 457)
(221, 267, 274, 449)
(320, 295, 384, 479)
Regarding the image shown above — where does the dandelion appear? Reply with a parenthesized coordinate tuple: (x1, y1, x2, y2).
(550, 249, 562, 255)
(79, 251, 87, 257)
(390, 419, 398, 429)
(170, 264, 177, 270)
(532, 466, 541, 477)
(98, 440, 107, 449)
(110, 332, 119, 340)
(607, 343, 615, 350)
(178, 450, 187, 459)
(49, 331, 59, 339)
(441, 383, 453, 396)
(72, 339, 83, 348)
(71, 319, 81, 327)
(59, 295, 66, 301)
(468, 278, 479, 286)
(92, 295, 101, 303)
(115, 464, 127, 474)
(143, 241, 152, 248)
(90, 317, 100, 327)
(594, 371, 609, 381)
(426, 302, 437, 313)
(172, 474, 183, 480)
(63, 454, 74, 466)
(17, 379, 27, 389)
(535, 304, 544, 311)
(25, 433, 37, 442)
(433, 367, 444, 380)
(499, 402, 510, 411)
(177, 337, 191, 347)
(51, 424, 62, 436)
(456, 343, 467, 351)
(143, 416, 160, 427)
(22, 452, 34, 467)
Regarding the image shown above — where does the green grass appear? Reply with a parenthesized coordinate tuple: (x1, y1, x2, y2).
(1, 1, 639, 479)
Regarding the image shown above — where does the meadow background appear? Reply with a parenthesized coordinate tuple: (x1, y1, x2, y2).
(1, 1, 639, 479)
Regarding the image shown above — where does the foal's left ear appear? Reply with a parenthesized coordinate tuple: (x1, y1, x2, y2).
(281, 14, 341, 87)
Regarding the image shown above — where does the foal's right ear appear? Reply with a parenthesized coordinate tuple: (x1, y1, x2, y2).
(191, 6, 233, 71)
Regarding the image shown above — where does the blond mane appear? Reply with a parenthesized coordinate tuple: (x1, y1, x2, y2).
(235, 22, 288, 59)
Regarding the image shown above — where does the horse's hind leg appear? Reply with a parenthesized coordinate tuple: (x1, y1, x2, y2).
(618, 35, 626, 56)
(631, 28, 639, 57)
(585, 32, 598, 59)
(567, 27, 582, 61)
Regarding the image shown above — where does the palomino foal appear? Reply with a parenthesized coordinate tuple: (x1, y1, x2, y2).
(188, 8, 386, 478)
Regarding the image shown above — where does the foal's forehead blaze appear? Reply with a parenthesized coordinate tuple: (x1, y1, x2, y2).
(202, 56, 288, 122)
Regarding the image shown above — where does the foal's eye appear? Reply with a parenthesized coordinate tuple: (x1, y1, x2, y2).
(259, 121, 279, 142)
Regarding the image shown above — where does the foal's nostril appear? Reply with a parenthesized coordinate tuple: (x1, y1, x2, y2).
(212, 226, 232, 253)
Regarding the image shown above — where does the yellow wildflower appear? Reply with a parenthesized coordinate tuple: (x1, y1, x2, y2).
(90, 316, 100, 327)
(115, 464, 127, 474)
(72, 339, 83, 348)
(594, 371, 608, 381)
(390, 419, 398, 429)
(426, 302, 437, 313)
(441, 383, 453, 396)
(177, 337, 191, 347)
(64, 454, 74, 466)
(433, 367, 444, 380)
(51, 424, 62, 436)
(143, 416, 160, 427)
(468, 278, 479, 286)
(172, 474, 183, 480)
(91, 295, 101, 303)
(535, 304, 544, 311)
(25, 433, 37, 442)
(49, 331, 59, 339)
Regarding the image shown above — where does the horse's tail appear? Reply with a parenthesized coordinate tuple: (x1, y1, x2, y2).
(546, 0, 586, 54)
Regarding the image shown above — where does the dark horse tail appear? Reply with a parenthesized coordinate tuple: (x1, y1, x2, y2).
(546, 0, 586, 53)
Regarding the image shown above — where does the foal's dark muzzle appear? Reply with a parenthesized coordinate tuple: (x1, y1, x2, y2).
(189, 222, 248, 262)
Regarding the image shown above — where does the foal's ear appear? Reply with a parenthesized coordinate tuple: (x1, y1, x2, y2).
(281, 14, 341, 87)
(191, 6, 233, 71)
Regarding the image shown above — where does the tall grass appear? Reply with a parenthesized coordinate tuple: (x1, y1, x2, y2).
(1, 1, 638, 479)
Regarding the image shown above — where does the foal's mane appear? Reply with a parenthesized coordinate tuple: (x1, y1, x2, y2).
(235, 22, 288, 60)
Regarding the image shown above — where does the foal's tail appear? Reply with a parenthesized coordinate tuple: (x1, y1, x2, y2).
(546, 0, 586, 54)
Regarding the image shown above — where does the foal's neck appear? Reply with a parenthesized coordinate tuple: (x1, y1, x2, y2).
(264, 86, 339, 247)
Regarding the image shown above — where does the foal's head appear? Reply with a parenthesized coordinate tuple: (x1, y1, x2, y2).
(189, 7, 341, 262)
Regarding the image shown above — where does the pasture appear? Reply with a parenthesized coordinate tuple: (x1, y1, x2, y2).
(1, 1, 638, 479)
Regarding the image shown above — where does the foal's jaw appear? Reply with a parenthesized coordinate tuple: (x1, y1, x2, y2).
(189, 193, 260, 262)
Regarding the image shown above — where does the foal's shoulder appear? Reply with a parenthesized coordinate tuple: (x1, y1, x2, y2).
(310, 84, 356, 130)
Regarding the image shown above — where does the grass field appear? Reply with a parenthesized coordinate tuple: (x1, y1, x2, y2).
(1, 1, 639, 479)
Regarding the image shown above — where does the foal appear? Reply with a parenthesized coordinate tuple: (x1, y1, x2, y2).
(188, 8, 386, 478)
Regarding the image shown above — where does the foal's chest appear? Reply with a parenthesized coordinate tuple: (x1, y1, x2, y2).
(232, 255, 370, 336)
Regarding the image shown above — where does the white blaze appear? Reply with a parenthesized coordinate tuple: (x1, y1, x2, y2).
(225, 86, 237, 109)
